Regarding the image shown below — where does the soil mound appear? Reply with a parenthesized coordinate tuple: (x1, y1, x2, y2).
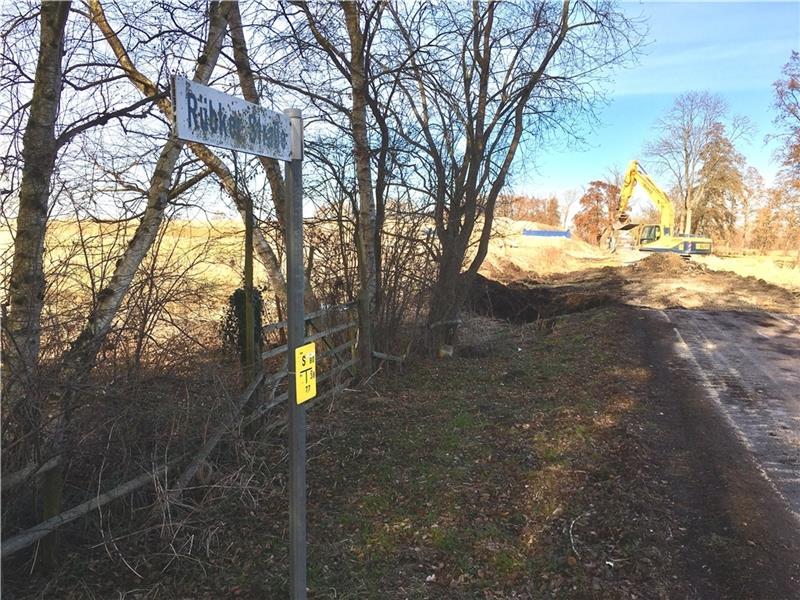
(632, 253, 702, 276)
(467, 274, 615, 322)
(636, 253, 685, 273)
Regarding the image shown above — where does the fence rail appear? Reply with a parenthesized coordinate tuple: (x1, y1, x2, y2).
(1, 302, 360, 559)
(248, 301, 358, 423)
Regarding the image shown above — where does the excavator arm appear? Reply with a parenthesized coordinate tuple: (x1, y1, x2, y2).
(616, 160, 674, 236)
(605, 160, 711, 256)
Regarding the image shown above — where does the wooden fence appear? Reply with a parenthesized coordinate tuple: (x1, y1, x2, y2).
(1, 302, 359, 558)
(248, 301, 358, 423)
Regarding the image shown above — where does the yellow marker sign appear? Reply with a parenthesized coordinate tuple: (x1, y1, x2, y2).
(295, 342, 316, 404)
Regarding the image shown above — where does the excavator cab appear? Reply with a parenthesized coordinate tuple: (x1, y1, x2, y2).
(638, 225, 661, 245)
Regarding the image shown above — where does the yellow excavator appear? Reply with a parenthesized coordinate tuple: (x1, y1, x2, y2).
(606, 160, 713, 256)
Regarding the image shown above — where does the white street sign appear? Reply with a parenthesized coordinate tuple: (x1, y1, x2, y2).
(172, 75, 292, 160)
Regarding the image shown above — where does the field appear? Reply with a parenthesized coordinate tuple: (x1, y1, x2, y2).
(1, 219, 287, 367)
(4, 218, 796, 313)
(695, 252, 800, 291)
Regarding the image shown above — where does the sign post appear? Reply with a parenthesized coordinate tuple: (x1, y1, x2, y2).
(284, 107, 308, 600)
(173, 78, 310, 600)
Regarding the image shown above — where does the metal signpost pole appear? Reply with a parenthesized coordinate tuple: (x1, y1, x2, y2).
(284, 108, 307, 600)
(174, 77, 311, 598)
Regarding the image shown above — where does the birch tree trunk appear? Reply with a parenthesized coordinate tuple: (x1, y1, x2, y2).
(33, 1, 231, 570)
(92, 1, 311, 316)
(226, 3, 288, 228)
(2, 0, 70, 443)
(72, 0, 228, 369)
(342, 1, 376, 377)
(226, 3, 322, 314)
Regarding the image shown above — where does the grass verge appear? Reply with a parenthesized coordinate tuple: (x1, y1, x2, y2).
(6, 307, 703, 598)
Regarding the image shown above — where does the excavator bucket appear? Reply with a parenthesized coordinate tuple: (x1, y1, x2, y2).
(615, 222, 638, 231)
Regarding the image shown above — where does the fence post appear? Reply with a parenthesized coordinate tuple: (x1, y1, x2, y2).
(284, 107, 306, 600)
(244, 174, 256, 386)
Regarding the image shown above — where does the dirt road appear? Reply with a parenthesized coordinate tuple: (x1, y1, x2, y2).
(640, 309, 800, 598)
(659, 309, 800, 521)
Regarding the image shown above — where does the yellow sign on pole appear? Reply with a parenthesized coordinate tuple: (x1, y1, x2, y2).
(294, 342, 316, 404)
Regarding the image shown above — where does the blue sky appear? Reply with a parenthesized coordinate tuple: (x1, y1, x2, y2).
(518, 1, 800, 204)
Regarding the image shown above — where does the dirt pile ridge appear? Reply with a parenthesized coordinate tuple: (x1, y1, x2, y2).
(467, 274, 617, 323)
(621, 254, 799, 313)
(632, 253, 698, 276)
(469, 252, 800, 323)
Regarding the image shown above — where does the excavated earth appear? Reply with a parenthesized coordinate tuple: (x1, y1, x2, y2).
(467, 253, 800, 321)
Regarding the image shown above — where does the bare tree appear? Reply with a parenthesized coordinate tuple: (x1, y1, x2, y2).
(496, 193, 561, 225)
(770, 51, 800, 186)
(560, 187, 581, 230)
(223, 2, 326, 315)
(21, 0, 232, 568)
(740, 167, 764, 250)
(390, 0, 640, 350)
(267, 0, 387, 376)
(2, 1, 70, 440)
(69, 0, 227, 372)
(769, 52, 800, 256)
(645, 91, 751, 234)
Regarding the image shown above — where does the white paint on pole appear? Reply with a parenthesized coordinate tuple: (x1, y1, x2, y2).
(284, 107, 304, 161)
(172, 75, 291, 160)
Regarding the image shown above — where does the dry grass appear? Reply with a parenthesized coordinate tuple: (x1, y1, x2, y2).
(695, 253, 800, 291)
(0, 219, 246, 305)
(9, 305, 769, 599)
(1, 219, 260, 374)
(478, 219, 610, 280)
(5, 218, 796, 297)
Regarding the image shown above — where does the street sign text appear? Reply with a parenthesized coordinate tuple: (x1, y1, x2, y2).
(172, 75, 291, 160)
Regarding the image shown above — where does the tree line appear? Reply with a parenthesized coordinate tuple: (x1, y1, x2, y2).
(572, 67, 800, 251)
